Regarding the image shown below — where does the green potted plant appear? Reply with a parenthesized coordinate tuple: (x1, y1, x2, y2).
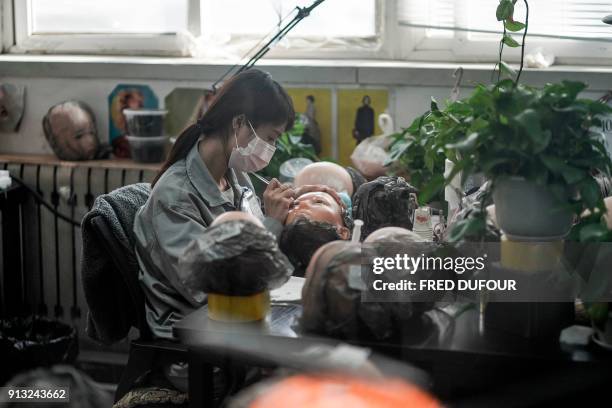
(389, 0, 612, 241)
(445, 79, 612, 239)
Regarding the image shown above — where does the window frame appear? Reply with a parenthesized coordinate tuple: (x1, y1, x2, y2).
(3, 0, 391, 59)
(6, 0, 201, 56)
(1, 0, 611, 64)
(196, 0, 391, 60)
(399, 0, 612, 65)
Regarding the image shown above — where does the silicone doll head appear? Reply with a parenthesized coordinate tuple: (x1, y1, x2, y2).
(212, 211, 264, 228)
(294, 162, 354, 196)
(43, 100, 99, 161)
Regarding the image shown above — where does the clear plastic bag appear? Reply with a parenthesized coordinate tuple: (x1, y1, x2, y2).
(350, 135, 394, 180)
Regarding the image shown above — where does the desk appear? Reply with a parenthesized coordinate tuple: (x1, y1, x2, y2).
(174, 303, 612, 407)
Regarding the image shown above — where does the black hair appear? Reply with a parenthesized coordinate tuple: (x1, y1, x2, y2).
(153, 69, 295, 186)
(280, 218, 343, 277)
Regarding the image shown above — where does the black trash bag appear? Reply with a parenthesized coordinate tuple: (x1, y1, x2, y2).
(352, 176, 419, 238)
(301, 241, 438, 342)
(0, 316, 78, 385)
(1, 365, 112, 408)
(177, 220, 293, 297)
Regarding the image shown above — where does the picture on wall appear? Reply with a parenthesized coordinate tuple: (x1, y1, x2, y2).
(286, 88, 332, 159)
(337, 89, 389, 166)
(164, 88, 215, 138)
(108, 84, 158, 157)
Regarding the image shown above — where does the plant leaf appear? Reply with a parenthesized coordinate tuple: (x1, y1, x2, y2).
(504, 20, 525, 32)
(431, 97, 440, 112)
(496, 0, 514, 21)
(579, 222, 610, 242)
(514, 109, 542, 141)
(580, 178, 602, 209)
(445, 132, 479, 151)
(418, 173, 445, 204)
(502, 34, 520, 47)
(499, 61, 516, 77)
(448, 216, 486, 242)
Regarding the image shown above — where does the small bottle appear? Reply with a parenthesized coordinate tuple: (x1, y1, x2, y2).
(351, 219, 364, 243)
(412, 207, 433, 241)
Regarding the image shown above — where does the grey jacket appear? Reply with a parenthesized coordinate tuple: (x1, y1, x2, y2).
(133, 141, 282, 339)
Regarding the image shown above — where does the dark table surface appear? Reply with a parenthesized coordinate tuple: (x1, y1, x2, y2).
(174, 302, 612, 404)
(174, 302, 610, 361)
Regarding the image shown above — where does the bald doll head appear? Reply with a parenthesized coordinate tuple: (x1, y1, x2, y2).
(364, 227, 425, 244)
(294, 162, 354, 196)
(212, 211, 264, 228)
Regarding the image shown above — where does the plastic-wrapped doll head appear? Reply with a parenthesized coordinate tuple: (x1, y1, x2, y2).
(352, 176, 419, 238)
(301, 240, 435, 341)
(178, 212, 292, 298)
(294, 161, 354, 196)
(364, 228, 442, 310)
(301, 235, 442, 341)
(43, 100, 99, 161)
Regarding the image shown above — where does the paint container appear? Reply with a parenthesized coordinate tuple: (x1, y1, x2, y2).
(126, 135, 168, 163)
(123, 109, 167, 137)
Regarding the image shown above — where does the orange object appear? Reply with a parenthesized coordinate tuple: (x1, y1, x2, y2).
(250, 375, 440, 408)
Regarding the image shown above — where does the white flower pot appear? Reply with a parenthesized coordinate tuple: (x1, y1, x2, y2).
(493, 177, 573, 240)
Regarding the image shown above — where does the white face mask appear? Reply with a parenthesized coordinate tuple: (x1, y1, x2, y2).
(228, 120, 276, 172)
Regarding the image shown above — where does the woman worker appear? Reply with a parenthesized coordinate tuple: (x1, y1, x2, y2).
(134, 69, 310, 340)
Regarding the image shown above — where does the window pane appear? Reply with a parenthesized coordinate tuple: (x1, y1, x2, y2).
(398, 0, 454, 39)
(466, 0, 612, 41)
(202, 0, 376, 38)
(31, 0, 188, 34)
(399, 0, 612, 41)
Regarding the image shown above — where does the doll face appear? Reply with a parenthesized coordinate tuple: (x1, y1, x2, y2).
(45, 102, 99, 161)
(286, 192, 344, 228)
(0, 84, 25, 133)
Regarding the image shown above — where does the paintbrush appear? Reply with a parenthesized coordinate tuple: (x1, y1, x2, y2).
(249, 172, 271, 185)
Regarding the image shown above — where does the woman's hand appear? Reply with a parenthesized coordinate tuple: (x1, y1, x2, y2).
(263, 178, 296, 224)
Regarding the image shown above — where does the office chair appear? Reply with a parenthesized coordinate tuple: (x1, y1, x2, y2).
(83, 184, 245, 406)
(87, 212, 188, 403)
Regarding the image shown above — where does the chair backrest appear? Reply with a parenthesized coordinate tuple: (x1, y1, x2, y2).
(90, 215, 151, 339)
(82, 183, 152, 344)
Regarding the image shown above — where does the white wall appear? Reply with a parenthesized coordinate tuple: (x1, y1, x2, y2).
(1, 57, 611, 156)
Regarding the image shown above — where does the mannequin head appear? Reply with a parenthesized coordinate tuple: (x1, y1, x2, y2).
(43, 101, 99, 161)
(364, 227, 424, 243)
(285, 191, 350, 238)
(294, 162, 354, 196)
(352, 176, 419, 237)
(212, 211, 264, 228)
